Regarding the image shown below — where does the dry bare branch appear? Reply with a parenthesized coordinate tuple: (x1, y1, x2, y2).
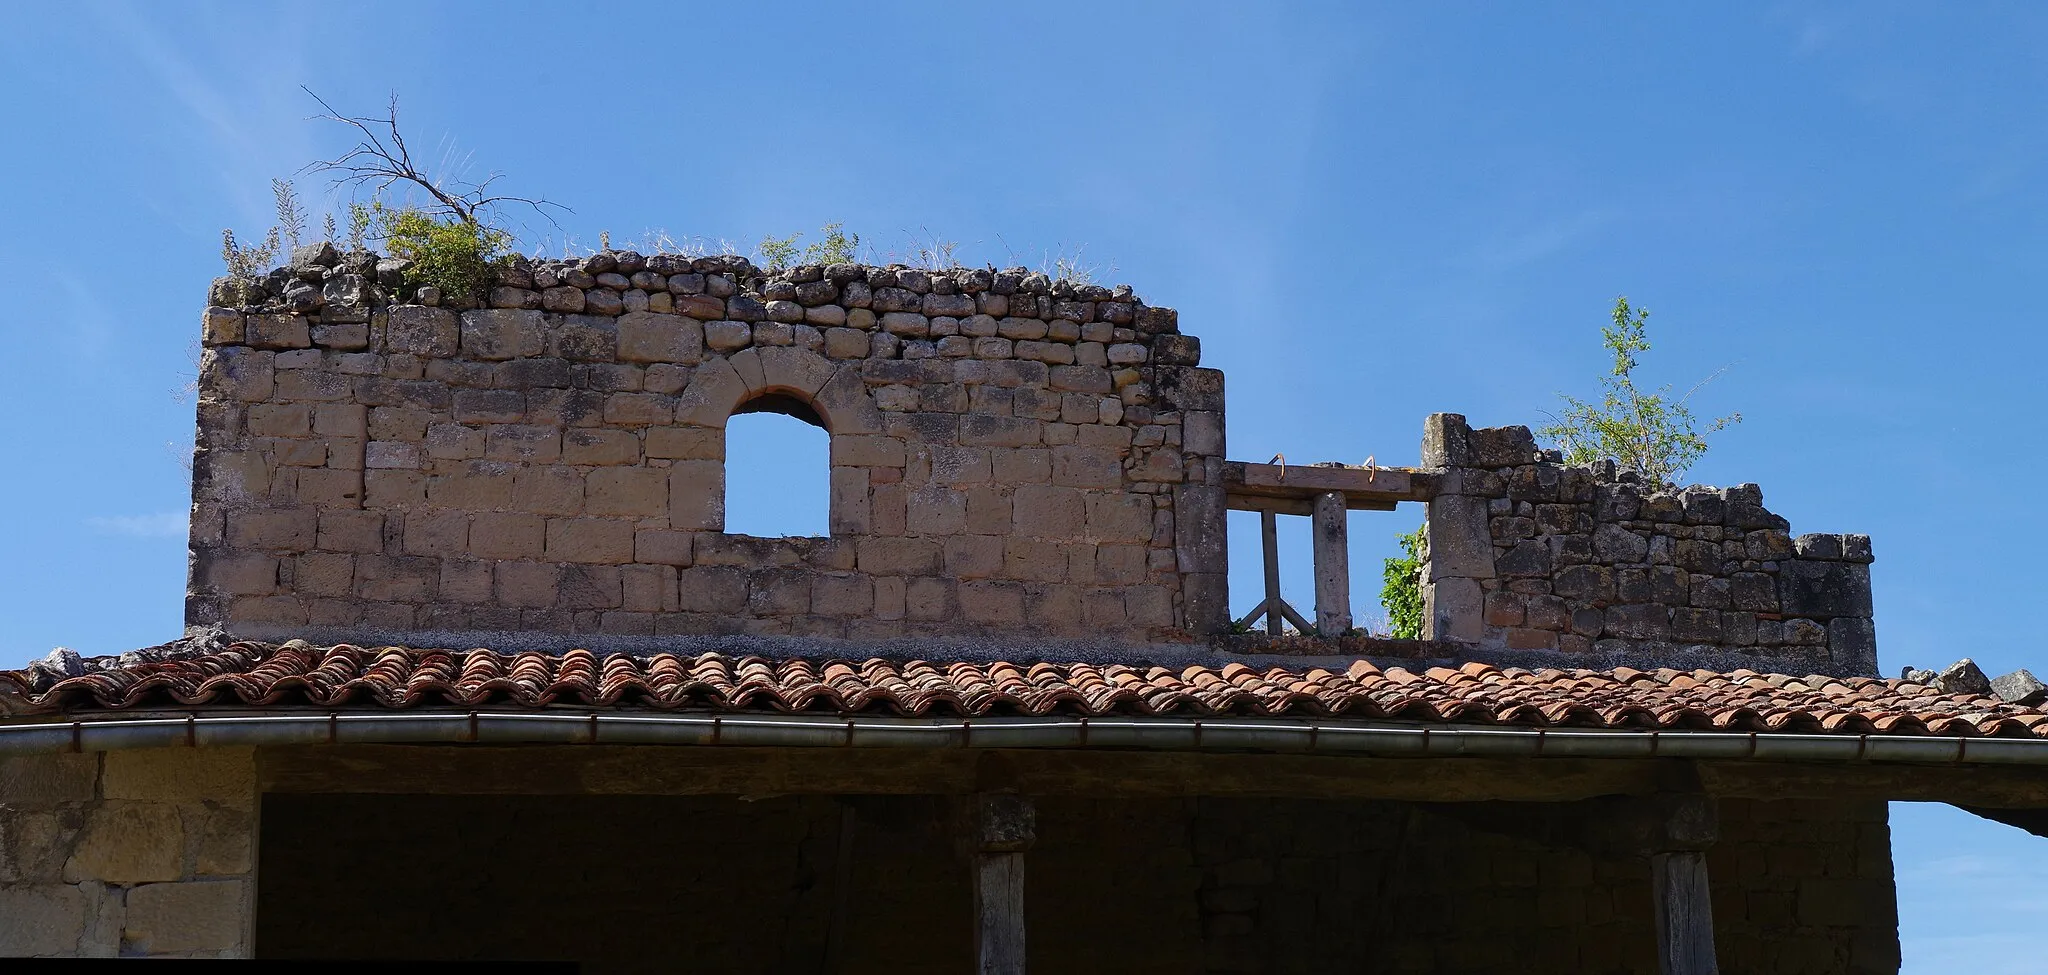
(297, 87, 569, 234)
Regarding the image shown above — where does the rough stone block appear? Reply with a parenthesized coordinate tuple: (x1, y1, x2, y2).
(677, 566, 748, 613)
(616, 312, 702, 363)
(940, 414, 1031, 450)
(1013, 485, 1086, 537)
(1779, 561, 1873, 618)
(1990, 668, 2048, 706)
(469, 512, 545, 560)
(621, 563, 680, 613)
(545, 518, 636, 564)
(0, 754, 98, 807)
(191, 805, 254, 876)
(460, 309, 545, 360)
(0, 884, 88, 956)
(64, 803, 184, 883)
(246, 314, 310, 350)
(585, 468, 671, 518)
(1603, 604, 1670, 641)
(316, 510, 384, 554)
(1829, 617, 1880, 677)
(384, 306, 459, 357)
(959, 580, 1026, 624)
(1424, 577, 1483, 641)
(1425, 495, 1496, 581)
(668, 461, 724, 531)
(202, 348, 274, 402)
(495, 561, 561, 608)
(562, 428, 640, 466)
(856, 537, 940, 575)
(123, 880, 248, 955)
(227, 509, 316, 551)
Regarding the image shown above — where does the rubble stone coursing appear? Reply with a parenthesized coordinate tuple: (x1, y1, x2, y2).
(190, 248, 1223, 648)
(1419, 415, 1879, 675)
(0, 750, 258, 958)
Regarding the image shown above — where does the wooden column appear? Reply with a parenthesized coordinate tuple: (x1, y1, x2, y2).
(1652, 851, 1718, 975)
(1311, 490, 1350, 634)
(971, 793, 1035, 975)
(1260, 510, 1283, 636)
(1634, 778, 1721, 975)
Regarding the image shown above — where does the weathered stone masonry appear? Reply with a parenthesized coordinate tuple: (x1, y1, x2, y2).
(0, 749, 257, 958)
(1419, 414, 1878, 675)
(187, 245, 1877, 676)
(190, 249, 1223, 648)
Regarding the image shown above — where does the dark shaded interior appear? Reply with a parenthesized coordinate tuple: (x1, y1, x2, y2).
(255, 793, 1894, 974)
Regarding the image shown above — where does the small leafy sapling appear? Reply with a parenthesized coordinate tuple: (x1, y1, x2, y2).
(1538, 296, 1741, 486)
(759, 223, 863, 271)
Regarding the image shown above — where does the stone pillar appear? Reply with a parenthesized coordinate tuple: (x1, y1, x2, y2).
(970, 793, 1034, 975)
(1311, 491, 1351, 634)
(0, 748, 258, 958)
(1175, 459, 1231, 636)
(1420, 413, 1494, 642)
(1579, 780, 1721, 975)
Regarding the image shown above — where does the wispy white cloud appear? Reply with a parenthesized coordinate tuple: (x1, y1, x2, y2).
(1470, 208, 1621, 273)
(81, 0, 318, 226)
(86, 513, 187, 539)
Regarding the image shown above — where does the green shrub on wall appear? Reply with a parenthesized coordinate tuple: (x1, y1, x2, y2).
(363, 201, 512, 302)
(1381, 524, 1426, 639)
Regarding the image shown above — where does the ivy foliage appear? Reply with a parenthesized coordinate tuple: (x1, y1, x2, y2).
(1380, 524, 1426, 639)
(1538, 296, 1741, 486)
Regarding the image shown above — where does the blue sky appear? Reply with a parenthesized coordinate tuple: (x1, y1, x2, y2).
(1, 2, 2043, 967)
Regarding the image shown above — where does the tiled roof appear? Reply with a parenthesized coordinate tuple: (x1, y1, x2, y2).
(6, 642, 2047, 739)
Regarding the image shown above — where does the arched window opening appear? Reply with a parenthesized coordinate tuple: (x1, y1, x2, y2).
(723, 394, 830, 538)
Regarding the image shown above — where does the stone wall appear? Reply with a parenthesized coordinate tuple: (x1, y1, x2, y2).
(1420, 414, 1878, 675)
(253, 790, 1895, 974)
(0, 749, 257, 957)
(190, 248, 1226, 648)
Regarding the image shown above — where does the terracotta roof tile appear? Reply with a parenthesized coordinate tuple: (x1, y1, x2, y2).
(5, 642, 2047, 738)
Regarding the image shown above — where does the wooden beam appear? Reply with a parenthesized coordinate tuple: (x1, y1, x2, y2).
(1312, 490, 1351, 635)
(256, 746, 1668, 802)
(1652, 851, 1719, 975)
(1226, 494, 1396, 514)
(1959, 806, 2048, 838)
(1261, 511, 1283, 636)
(969, 793, 1033, 975)
(1699, 761, 2048, 808)
(254, 746, 2048, 807)
(1223, 461, 1436, 509)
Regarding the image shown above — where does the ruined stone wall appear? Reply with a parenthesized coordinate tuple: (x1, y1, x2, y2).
(1420, 414, 1878, 675)
(190, 248, 1226, 648)
(0, 749, 258, 958)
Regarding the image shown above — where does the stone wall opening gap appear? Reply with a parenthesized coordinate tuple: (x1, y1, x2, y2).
(723, 393, 831, 540)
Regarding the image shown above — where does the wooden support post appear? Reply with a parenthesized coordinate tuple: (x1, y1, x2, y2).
(1652, 851, 1718, 975)
(1311, 490, 1350, 634)
(971, 793, 1034, 975)
(1260, 510, 1283, 636)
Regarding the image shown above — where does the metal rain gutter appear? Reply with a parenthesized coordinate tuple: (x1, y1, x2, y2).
(1, 710, 2045, 766)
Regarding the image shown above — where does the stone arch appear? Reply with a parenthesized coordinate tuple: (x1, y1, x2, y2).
(669, 347, 884, 535)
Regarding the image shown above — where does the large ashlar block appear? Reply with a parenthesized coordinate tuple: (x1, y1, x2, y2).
(63, 805, 184, 884)
(102, 748, 255, 806)
(1, 754, 98, 807)
(123, 880, 249, 956)
(0, 885, 94, 956)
